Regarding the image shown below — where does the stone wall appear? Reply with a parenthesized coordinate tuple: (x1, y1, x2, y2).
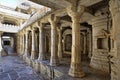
(90, 15, 110, 73)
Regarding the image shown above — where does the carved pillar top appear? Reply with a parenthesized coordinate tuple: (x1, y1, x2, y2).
(48, 14, 60, 29)
(66, 5, 85, 22)
(38, 23, 45, 32)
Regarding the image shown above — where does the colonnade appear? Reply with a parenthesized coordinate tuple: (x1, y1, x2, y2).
(18, 5, 87, 77)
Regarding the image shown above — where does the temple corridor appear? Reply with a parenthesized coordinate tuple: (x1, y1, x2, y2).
(0, 0, 120, 80)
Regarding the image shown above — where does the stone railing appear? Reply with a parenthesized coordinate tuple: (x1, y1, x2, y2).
(0, 24, 22, 33)
(20, 7, 51, 29)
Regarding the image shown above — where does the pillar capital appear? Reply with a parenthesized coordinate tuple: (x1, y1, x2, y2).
(109, 0, 120, 17)
(48, 14, 60, 29)
(38, 23, 45, 32)
(67, 5, 85, 21)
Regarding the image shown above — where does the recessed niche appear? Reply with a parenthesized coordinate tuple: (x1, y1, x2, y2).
(97, 38, 107, 49)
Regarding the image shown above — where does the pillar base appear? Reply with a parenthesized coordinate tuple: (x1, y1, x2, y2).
(50, 57, 59, 66)
(68, 62, 85, 78)
(23, 54, 27, 61)
(38, 54, 45, 61)
(31, 51, 36, 60)
(1, 49, 7, 57)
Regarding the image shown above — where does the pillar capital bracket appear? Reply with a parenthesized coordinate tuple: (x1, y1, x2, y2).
(48, 14, 60, 24)
(67, 5, 85, 19)
(39, 23, 45, 32)
(48, 14, 60, 29)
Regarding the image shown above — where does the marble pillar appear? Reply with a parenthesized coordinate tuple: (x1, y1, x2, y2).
(109, 0, 120, 80)
(83, 33, 87, 54)
(0, 32, 2, 57)
(67, 5, 85, 77)
(88, 29, 92, 58)
(24, 31, 28, 57)
(57, 27, 63, 60)
(20, 34, 24, 55)
(48, 14, 59, 66)
(31, 29, 36, 60)
(38, 25, 45, 61)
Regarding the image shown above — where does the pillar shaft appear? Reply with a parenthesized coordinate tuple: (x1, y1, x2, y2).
(22, 35, 25, 54)
(49, 15, 59, 66)
(24, 31, 28, 56)
(88, 30, 92, 58)
(38, 26, 45, 61)
(83, 33, 87, 54)
(0, 32, 2, 57)
(67, 5, 85, 77)
(58, 27, 63, 60)
(31, 30, 35, 59)
(20, 35, 24, 55)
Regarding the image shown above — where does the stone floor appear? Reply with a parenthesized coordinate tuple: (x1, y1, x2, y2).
(53, 57, 111, 80)
(0, 56, 43, 80)
(0, 55, 111, 80)
(42, 55, 111, 80)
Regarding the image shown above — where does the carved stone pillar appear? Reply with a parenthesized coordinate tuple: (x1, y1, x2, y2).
(67, 5, 85, 77)
(31, 29, 36, 60)
(38, 24, 45, 61)
(88, 29, 92, 58)
(48, 14, 59, 66)
(109, 0, 120, 80)
(83, 33, 87, 54)
(24, 31, 29, 57)
(57, 27, 63, 60)
(20, 34, 24, 56)
(0, 33, 2, 57)
(23, 34, 25, 55)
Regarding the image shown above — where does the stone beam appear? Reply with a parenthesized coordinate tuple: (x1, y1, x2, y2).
(79, 0, 103, 7)
(29, 0, 63, 9)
